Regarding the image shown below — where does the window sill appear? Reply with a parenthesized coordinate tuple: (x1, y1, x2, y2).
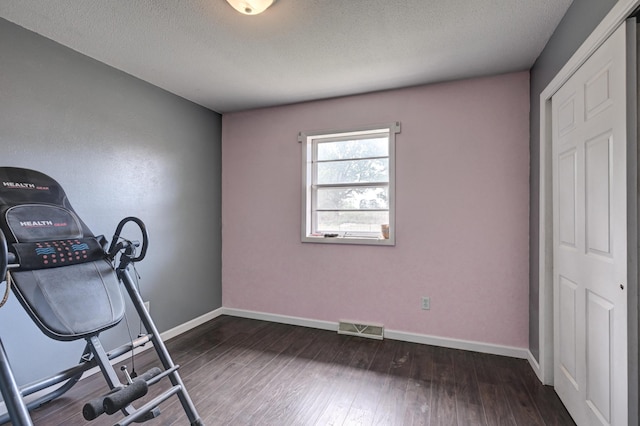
(302, 235, 395, 246)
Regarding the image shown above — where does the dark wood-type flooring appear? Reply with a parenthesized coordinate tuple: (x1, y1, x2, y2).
(18, 315, 575, 425)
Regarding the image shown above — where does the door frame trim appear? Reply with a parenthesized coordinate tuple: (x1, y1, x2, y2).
(537, 1, 639, 423)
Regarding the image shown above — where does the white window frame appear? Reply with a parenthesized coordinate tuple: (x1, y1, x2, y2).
(300, 122, 399, 246)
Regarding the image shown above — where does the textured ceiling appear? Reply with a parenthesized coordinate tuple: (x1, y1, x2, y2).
(0, 0, 573, 113)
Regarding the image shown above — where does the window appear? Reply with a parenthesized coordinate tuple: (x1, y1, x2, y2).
(300, 122, 399, 245)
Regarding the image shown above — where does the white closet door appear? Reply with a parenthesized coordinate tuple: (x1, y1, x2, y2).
(551, 21, 629, 426)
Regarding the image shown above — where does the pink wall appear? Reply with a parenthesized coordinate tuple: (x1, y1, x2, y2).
(222, 71, 530, 348)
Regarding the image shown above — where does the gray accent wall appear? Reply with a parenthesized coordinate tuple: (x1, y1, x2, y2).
(0, 18, 222, 384)
(529, 0, 617, 362)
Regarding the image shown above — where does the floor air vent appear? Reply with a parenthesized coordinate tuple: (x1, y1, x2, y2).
(337, 321, 384, 340)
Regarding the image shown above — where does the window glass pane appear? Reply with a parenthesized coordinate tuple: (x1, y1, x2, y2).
(317, 158, 388, 184)
(317, 137, 388, 161)
(316, 211, 389, 234)
(316, 186, 389, 210)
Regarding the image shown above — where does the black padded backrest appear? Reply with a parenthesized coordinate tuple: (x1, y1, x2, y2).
(0, 168, 68, 206)
(0, 167, 125, 341)
(0, 167, 94, 243)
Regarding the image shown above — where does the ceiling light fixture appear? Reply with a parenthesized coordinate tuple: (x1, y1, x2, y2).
(225, 0, 275, 15)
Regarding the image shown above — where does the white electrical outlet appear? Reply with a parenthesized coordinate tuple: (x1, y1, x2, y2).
(144, 301, 150, 314)
(421, 296, 430, 310)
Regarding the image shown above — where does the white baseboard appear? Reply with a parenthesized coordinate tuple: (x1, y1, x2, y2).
(222, 307, 337, 331)
(384, 329, 528, 359)
(222, 307, 528, 359)
(1, 306, 532, 418)
(160, 307, 225, 341)
(2, 305, 531, 415)
(527, 349, 544, 382)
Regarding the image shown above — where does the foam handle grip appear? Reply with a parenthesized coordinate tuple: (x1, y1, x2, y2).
(82, 397, 106, 420)
(140, 367, 162, 382)
(103, 380, 149, 415)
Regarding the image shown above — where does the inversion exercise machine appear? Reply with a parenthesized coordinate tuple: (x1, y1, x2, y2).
(0, 167, 203, 425)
